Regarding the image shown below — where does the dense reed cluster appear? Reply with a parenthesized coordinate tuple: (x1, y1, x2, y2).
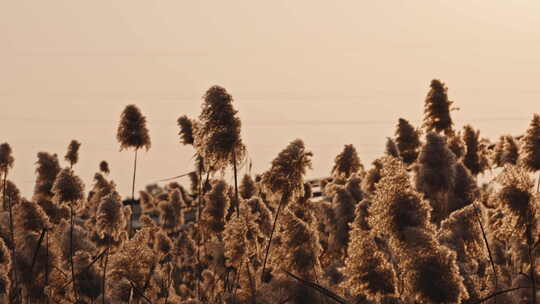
(3, 80, 540, 303)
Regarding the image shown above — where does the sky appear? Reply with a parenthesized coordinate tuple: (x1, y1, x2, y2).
(1, 1, 540, 196)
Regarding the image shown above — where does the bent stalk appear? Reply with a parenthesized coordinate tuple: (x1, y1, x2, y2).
(261, 191, 290, 281)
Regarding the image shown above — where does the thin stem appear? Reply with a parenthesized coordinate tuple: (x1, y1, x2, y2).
(141, 262, 157, 298)
(471, 286, 531, 304)
(223, 268, 232, 294)
(528, 225, 537, 304)
(196, 164, 202, 301)
(130, 149, 138, 236)
(233, 150, 239, 217)
(245, 259, 256, 304)
(261, 191, 289, 282)
(312, 263, 326, 304)
(537, 172, 540, 193)
(45, 230, 50, 304)
(283, 270, 349, 304)
(70, 203, 79, 301)
(209, 268, 230, 303)
(232, 260, 244, 301)
(204, 170, 211, 192)
(132, 149, 138, 200)
(53, 266, 69, 279)
(193, 163, 212, 300)
(60, 248, 108, 290)
(102, 246, 109, 304)
(163, 262, 172, 304)
(29, 228, 47, 275)
(473, 203, 498, 303)
(127, 279, 153, 304)
(193, 159, 214, 301)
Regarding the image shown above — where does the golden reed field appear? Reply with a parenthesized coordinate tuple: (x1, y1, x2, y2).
(2, 80, 540, 303)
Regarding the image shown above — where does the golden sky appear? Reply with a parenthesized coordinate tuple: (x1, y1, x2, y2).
(1, 1, 540, 196)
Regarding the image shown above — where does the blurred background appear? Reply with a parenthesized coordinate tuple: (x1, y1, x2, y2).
(1, 1, 539, 196)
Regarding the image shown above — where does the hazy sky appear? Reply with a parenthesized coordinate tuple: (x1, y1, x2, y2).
(2, 1, 540, 196)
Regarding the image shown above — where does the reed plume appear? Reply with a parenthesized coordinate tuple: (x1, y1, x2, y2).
(385, 137, 399, 158)
(245, 197, 273, 238)
(195, 85, 246, 215)
(260, 139, 312, 281)
(332, 144, 363, 179)
(261, 139, 312, 203)
(139, 190, 155, 213)
(34, 152, 61, 198)
(96, 191, 126, 241)
(290, 183, 316, 224)
(277, 210, 322, 281)
(87, 173, 115, 219)
(395, 118, 421, 164)
(52, 167, 84, 301)
(158, 189, 185, 233)
(100, 160, 110, 175)
(328, 187, 356, 258)
(73, 251, 103, 302)
(154, 231, 173, 259)
(240, 174, 257, 200)
(463, 125, 488, 176)
(493, 165, 537, 240)
(117, 104, 151, 235)
(362, 158, 384, 196)
(0, 238, 10, 270)
(501, 135, 519, 166)
(439, 205, 490, 302)
(0, 143, 14, 175)
(201, 180, 229, 236)
(493, 165, 538, 303)
(14, 229, 58, 303)
(52, 168, 84, 205)
(423, 79, 455, 136)
(177, 115, 195, 146)
(492, 135, 506, 168)
(522, 114, 540, 170)
(447, 132, 465, 159)
(117, 104, 151, 152)
(13, 198, 51, 234)
(369, 156, 467, 303)
(370, 156, 433, 247)
(95, 190, 126, 304)
(521, 114, 540, 194)
(65, 139, 81, 168)
(108, 231, 157, 304)
(195, 86, 245, 172)
(345, 173, 363, 202)
(403, 246, 467, 304)
(341, 207, 397, 301)
(223, 211, 248, 271)
(448, 162, 479, 213)
(1, 180, 20, 211)
(415, 132, 456, 224)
